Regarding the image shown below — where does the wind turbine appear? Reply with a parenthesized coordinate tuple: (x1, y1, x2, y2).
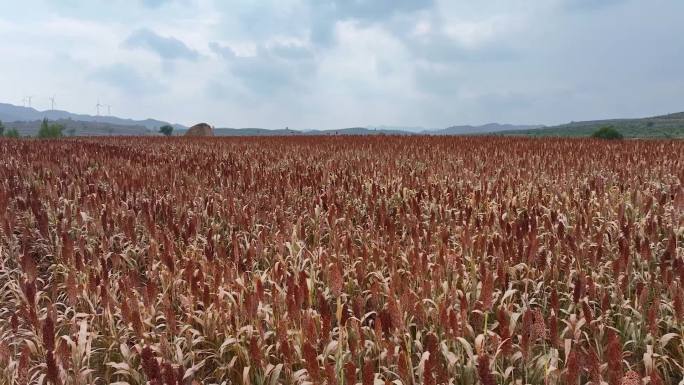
(49, 95, 56, 111)
(26, 96, 33, 108)
(106, 104, 112, 116)
(96, 100, 102, 116)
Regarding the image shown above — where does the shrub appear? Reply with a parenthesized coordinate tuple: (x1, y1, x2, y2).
(592, 125, 623, 140)
(0, 120, 4, 136)
(5, 128, 20, 138)
(159, 125, 174, 136)
(38, 118, 64, 138)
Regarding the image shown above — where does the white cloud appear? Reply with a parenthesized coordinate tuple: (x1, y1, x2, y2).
(0, 0, 682, 128)
(123, 28, 199, 61)
(442, 16, 520, 48)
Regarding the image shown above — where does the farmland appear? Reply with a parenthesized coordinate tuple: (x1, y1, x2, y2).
(0, 136, 682, 385)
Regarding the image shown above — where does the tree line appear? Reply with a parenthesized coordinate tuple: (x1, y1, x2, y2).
(0, 120, 20, 138)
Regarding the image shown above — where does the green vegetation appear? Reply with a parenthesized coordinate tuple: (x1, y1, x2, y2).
(592, 125, 623, 140)
(0, 120, 4, 136)
(5, 128, 20, 138)
(503, 112, 684, 139)
(159, 124, 174, 136)
(0, 119, 151, 137)
(37, 118, 65, 138)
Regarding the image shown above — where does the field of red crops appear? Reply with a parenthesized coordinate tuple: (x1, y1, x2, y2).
(0, 136, 682, 385)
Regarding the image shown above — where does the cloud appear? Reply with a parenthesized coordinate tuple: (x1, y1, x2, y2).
(209, 42, 236, 59)
(307, 0, 434, 46)
(315, 0, 434, 21)
(406, 33, 516, 64)
(269, 42, 314, 61)
(140, 0, 173, 7)
(89, 64, 165, 94)
(212, 41, 316, 94)
(380, 10, 524, 65)
(123, 28, 198, 60)
(2, 0, 684, 129)
(562, 0, 629, 11)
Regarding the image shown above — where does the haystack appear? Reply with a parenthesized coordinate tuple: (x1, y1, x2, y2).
(185, 123, 214, 137)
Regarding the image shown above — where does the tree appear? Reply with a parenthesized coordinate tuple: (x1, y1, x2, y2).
(38, 118, 64, 138)
(5, 128, 20, 138)
(67, 127, 77, 137)
(592, 126, 623, 140)
(159, 125, 174, 136)
(0, 120, 4, 136)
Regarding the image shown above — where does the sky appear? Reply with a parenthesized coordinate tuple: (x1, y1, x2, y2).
(0, 0, 683, 129)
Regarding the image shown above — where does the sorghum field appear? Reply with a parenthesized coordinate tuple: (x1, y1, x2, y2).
(0, 136, 682, 385)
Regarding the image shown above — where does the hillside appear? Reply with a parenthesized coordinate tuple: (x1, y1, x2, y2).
(2, 101, 546, 137)
(308, 127, 411, 135)
(210, 128, 302, 136)
(4, 101, 680, 138)
(504, 112, 684, 139)
(206, 125, 529, 136)
(5, 119, 152, 136)
(430, 123, 544, 135)
(194, 127, 412, 136)
(366, 125, 429, 133)
(0, 103, 183, 131)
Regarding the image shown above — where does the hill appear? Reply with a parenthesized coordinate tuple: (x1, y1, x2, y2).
(205, 125, 531, 136)
(7, 101, 681, 139)
(0, 103, 183, 131)
(4, 119, 152, 136)
(307, 127, 411, 135)
(194, 127, 412, 136)
(503, 112, 684, 139)
(210, 128, 303, 136)
(1, 101, 545, 137)
(428, 123, 544, 135)
(366, 125, 431, 133)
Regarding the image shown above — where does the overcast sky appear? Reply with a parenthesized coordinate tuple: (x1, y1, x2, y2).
(1, 0, 682, 129)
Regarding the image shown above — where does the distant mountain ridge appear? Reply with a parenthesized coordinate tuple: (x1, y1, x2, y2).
(1, 101, 542, 136)
(366, 125, 431, 133)
(0, 103, 184, 131)
(427, 123, 544, 135)
(4, 101, 679, 138)
(502, 111, 684, 139)
(4, 119, 152, 136)
(193, 127, 413, 136)
(205, 125, 540, 136)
